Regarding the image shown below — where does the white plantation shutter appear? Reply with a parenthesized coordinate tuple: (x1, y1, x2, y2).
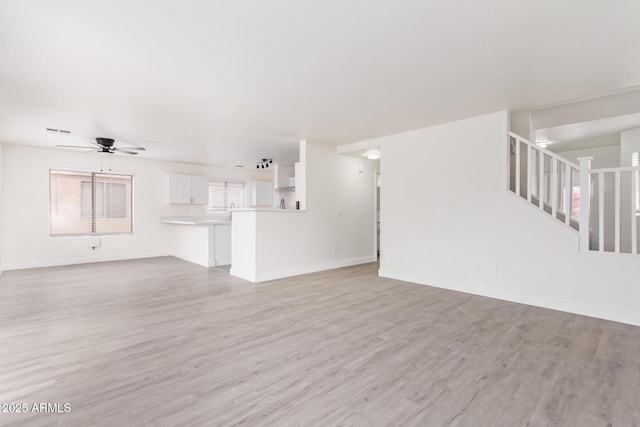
(50, 170, 133, 236)
(207, 182, 245, 212)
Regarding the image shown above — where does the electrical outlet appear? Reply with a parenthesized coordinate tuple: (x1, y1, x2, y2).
(471, 264, 480, 274)
(332, 247, 337, 255)
(336, 209, 342, 218)
(89, 237, 101, 251)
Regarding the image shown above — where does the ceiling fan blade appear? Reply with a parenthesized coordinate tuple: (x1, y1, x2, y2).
(121, 146, 146, 150)
(113, 148, 139, 155)
(56, 145, 95, 149)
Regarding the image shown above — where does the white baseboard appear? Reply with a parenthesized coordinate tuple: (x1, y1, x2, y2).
(229, 267, 256, 282)
(378, 268, 640, 327)
(232, 255, 378, 283)
(2, 251, 173, 271)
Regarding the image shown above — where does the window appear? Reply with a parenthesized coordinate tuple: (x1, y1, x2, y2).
(207, 181, 245, 212)
(634, 152, 640, 214)
(81, 181, 127, 218)
(50, 170, 133, 236)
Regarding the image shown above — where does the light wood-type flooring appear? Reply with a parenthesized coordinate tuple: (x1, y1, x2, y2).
(1, 257, 639, 426)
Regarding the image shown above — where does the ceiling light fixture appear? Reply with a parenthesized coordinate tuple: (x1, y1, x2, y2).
(364, 150, 381, 160)
(536, 140, 550, 149)
(256, 158, 273, 169)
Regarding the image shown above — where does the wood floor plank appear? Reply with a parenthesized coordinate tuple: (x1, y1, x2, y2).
(0, 257, 639, 426)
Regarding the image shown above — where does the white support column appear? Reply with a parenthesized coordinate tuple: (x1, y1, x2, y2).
(632, 171, 638, 255)
(615, 171, 620, 253)
(527, 144, 532, 202)
(551, 158, 558, 218)
(539, 151, 545, 210)
(564, 166, 571, 225)
(515, 139, 520, 197)
(598, 172, 604, 252)
(578, 157, 593, 253)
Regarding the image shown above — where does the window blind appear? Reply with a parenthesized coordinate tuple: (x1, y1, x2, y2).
(207, 182, 245, 212)
(50, 170, 133, 236)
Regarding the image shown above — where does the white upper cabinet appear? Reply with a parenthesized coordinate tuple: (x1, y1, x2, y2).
(190, 176, 209, 204)
(170, 174, 191, 204)
(274, 164, 295, 189)
(170, 174, 209, 205)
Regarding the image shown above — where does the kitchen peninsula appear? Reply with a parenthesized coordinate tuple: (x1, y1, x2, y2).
(162, 217, 231, 267)
(230, 208, 308, 282)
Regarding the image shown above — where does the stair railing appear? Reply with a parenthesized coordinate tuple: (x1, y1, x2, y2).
(586, 161, 640, 254)
(509, 132, 580, 229)
(509, 132, 640, 255)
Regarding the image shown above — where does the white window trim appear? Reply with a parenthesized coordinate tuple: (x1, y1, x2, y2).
(49, 169, 134, 237)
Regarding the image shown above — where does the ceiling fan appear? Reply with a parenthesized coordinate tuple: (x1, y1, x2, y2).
(57, 137, 146, 155)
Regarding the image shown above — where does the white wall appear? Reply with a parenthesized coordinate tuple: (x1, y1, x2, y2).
(552, 144, 620, 168)
(369, 110, 640, 326)
(231, 141, 377, 282)
(1, 144, 269, 270)
(0, 142, 3, 273)
(620, 127, 640, 166)
(509, 110, 532, 141)
(620, 127, 640, 252)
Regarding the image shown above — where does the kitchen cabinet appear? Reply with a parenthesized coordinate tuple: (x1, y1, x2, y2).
(274, 164, 295, 189)
(170, 174, 209, 204)
(162, 218, 231, 267)
(251, 180, 273, 206)
(213, 224, 231, 265)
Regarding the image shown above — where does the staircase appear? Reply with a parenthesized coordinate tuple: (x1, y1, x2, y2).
(508, 132, 640, 254)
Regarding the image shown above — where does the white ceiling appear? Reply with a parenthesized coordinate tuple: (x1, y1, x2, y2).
(1, 1, 640, 166)
(536, 112, 640, 151)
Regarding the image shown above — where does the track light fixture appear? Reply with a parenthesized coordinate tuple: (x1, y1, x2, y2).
(256, 158, 273, 169)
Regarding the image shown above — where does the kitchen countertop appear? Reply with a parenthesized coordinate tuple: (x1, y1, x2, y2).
(231, 208, 305, 213)
(161, 216, 231, 225)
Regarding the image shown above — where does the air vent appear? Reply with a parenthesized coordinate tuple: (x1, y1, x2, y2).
(46, 127, 71, 135)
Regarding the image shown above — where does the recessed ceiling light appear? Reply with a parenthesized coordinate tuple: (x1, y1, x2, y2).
(234, 165, 244, 168)
(364, 150, 381, 160)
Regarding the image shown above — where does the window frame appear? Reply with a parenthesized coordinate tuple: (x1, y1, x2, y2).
(49, 169, 134, 237)
(207, 180, 246, 212)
